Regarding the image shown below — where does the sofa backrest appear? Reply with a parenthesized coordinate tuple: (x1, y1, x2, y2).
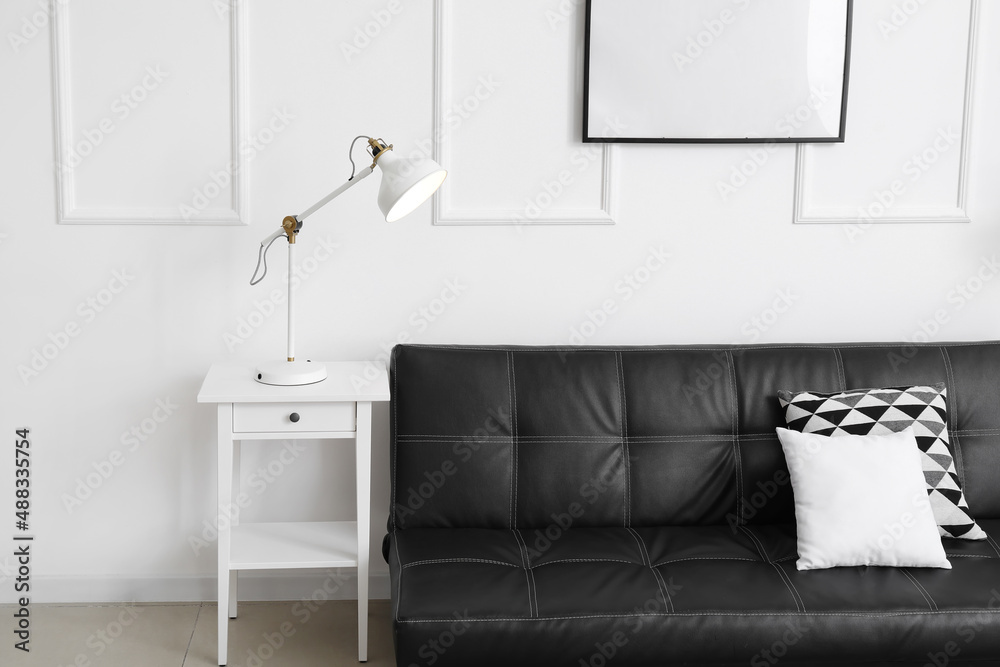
(389, 343, 1000, 531)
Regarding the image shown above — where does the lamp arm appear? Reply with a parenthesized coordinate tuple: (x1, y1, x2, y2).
(253, 166, 375, 247)
(297, 165, 374, 222)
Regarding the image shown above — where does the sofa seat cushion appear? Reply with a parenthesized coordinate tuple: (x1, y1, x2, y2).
(387, 522, 1000, 666)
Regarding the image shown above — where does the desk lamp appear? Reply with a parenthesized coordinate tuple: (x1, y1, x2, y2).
(249, 136, 446, 385)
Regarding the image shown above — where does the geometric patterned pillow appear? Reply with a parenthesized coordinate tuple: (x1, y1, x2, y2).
(777, 384, 987, 540)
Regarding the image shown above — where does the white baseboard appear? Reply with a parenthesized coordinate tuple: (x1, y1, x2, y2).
(5, 570, 390, 605)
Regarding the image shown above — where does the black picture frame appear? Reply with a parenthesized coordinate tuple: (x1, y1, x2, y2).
(583, 0, 854, 144)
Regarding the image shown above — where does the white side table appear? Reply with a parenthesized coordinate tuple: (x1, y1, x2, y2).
(197, 362, 390, 665)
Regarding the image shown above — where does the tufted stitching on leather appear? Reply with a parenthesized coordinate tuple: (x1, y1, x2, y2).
(986, 534, 1000, 559)
(396, 609, 1000, 623)
(512, 529, 537, 617)
(627, 527, 674, 613)
(726, 351, 744, 526)
(833, 348, 846, 390)
(511, 353, 520, 530)
(946, 553, 997, 558)
(740, 525, 805, 612)
(532, 558, 642, 569)
(402, 558, 521, 569)
(651, 556, 760, 567)
(770, 565, 805, 613)
(393, 531, 403, 622)
(772, 555, 797, 563)
(616, 352, 630, 527)
(516, 529, 540, 616)
(506, 352, 516, 530)
(940, 348, 967, 490)
(626, 528, 648, 566)
(900, 568, 937, 611)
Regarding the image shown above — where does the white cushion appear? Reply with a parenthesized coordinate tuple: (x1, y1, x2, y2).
(775, 427, 951, 571)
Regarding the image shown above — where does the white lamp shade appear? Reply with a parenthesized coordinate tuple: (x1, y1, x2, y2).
(375, 150, 448, 222)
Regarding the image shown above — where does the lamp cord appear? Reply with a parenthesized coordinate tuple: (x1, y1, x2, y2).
(347, 135, 371, 180)
(250, 135, 370, 286)
(249, 233, 285, 285)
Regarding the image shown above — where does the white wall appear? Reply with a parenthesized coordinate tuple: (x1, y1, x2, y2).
(1, 0, 999, 603)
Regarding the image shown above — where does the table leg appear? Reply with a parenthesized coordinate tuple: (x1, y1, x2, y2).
(218, 404, 233, 666)
(356, 401, 372, 662)
(229, 441, 240, 619)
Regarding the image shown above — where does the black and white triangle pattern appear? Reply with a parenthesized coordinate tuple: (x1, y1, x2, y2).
(778, 383, 986, 540)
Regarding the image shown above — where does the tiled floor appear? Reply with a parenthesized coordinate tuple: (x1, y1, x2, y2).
(1, 600, 395, 666)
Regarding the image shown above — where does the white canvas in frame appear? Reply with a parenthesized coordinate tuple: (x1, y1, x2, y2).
(584, 0, 852, 143)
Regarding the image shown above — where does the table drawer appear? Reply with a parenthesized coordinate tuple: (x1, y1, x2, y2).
(233, 402, 356, 433)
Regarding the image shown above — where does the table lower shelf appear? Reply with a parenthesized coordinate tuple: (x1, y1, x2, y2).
(229, 521, 359, 570)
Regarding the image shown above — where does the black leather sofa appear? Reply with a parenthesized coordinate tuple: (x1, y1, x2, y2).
(384, 343, 1000, 666)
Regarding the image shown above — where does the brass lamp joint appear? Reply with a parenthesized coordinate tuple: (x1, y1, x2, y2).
(368, 137, 393, 168)
(282, 216, 301, 244)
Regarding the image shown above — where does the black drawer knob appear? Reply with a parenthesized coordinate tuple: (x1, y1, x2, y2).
(289, 412, 300, 423)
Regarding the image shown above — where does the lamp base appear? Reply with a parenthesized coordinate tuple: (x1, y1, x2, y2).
(254, 360, 328, 386)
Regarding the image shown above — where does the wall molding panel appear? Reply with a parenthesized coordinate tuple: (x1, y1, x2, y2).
(431, 0, 616, 226)
(51, 1, 248, 225)
(794, 0, 979, 225)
